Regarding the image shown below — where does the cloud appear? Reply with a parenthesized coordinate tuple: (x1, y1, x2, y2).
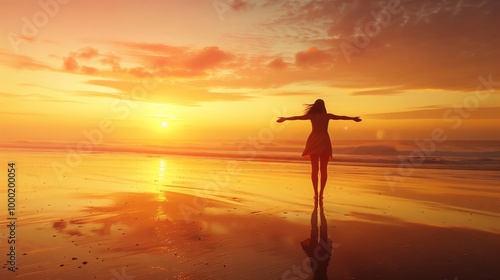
(0, 48, 51, 70)
(350, 88, 405, 96)
(267, 57, 288, 69)
(63, 56, 78, 71)
(77, 47, 99, 59)
(81, 65, 98, 74)
(365, 107, 500, 119)
(0, 92, 19, 98)
(185, 46, 233, 70)
(62, 47, 102, 73)
(58, 43, 235, 79)
(5, 0, 499, 108)
(228, 0, 249, 11)
(0, 111, 48, 117)
(7, 33, 36, 44)
(112, 41, 186, 55)
(270, 91, 311, 96)
(295, 46, 331, 68)
(244, 0, 500, 91)
(85, 79, 252, 106)
(99, 54, 120, 71)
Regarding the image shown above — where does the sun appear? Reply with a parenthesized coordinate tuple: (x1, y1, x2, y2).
(161, 121, 168, 128)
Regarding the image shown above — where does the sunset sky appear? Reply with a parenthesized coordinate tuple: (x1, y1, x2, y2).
(1, 0, 499, 148)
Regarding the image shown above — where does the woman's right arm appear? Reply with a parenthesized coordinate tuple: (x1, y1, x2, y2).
(276, 115, 310, 122)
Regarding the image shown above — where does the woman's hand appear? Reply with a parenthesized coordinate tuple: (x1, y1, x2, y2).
(353, 116, 362, 122)
(276, 117, 287, 123)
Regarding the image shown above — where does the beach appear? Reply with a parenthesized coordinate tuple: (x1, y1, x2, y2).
(1, 144, 500, 280)
(2, 0, 500, 278)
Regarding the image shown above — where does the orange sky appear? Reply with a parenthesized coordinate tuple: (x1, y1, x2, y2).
(1, 0, 499, 148)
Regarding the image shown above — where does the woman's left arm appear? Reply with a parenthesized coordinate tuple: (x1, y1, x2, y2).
(328, 114, 362, 122)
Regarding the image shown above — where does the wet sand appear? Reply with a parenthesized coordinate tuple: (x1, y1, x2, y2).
(1, 150, 500, 279)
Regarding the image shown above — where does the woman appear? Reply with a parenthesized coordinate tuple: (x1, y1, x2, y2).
(277, 99, 361, 199)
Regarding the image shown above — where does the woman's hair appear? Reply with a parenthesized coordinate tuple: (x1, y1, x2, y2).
(304, 99, 327, 115)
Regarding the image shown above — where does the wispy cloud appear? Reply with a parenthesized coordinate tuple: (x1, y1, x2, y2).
(366, 107, 500, 119)
(0, 111, 48, 117)
(85, 79, 252, 106)
(0, 48, 52, 70)
(350, 88, 405, 96)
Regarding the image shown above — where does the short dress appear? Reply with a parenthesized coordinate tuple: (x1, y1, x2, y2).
(302, 113, 333, 159)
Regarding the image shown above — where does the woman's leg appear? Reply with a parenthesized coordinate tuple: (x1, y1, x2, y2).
(310, 154, 319, 198)
(319, 154, 329, 198)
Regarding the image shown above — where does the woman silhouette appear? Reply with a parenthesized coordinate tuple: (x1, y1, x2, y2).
(277, 99, 361, 199)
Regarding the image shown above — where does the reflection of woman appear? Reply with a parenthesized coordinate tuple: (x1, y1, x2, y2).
(301, 200, 332, 279)
(277, 99, 362, 199)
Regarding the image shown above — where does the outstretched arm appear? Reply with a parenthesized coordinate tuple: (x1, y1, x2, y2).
(276, 115, 310, 123)
(328, 113, 362, 122)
